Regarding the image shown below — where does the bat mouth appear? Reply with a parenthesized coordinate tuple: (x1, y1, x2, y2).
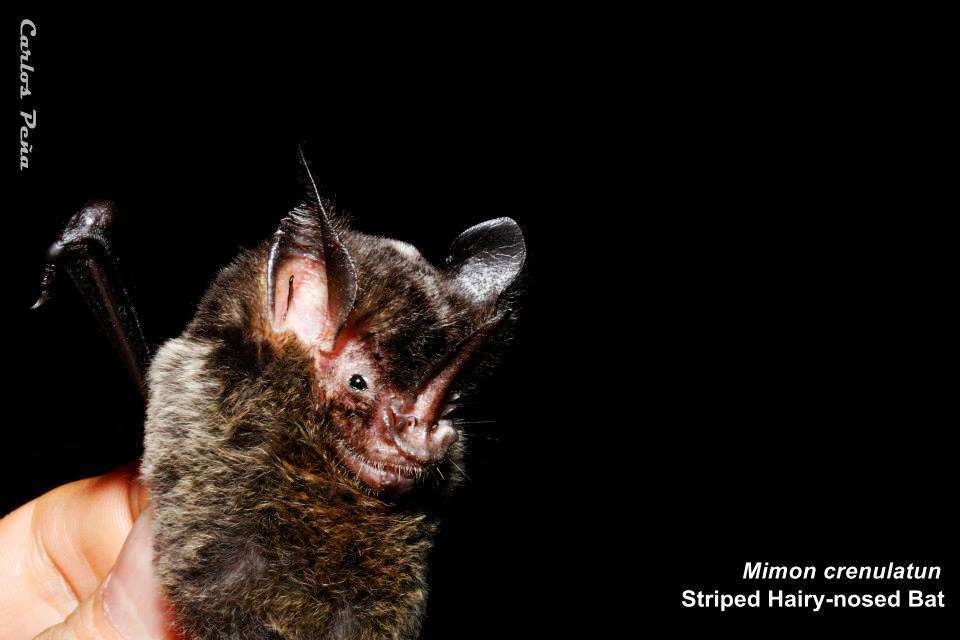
(334, 439, 433, 494)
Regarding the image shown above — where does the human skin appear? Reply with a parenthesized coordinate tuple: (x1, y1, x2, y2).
(0, 465, 179, 640)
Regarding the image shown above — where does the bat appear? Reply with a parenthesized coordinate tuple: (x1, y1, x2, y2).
(34, 150, 526, 639)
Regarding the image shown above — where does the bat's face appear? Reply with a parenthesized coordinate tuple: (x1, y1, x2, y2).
(264, 200, 525, 495)
(310, 308, 487, 494)
(318, 336, 445, 493)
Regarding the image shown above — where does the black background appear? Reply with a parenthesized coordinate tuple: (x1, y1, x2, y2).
(7, 12, 595, 638)
(7, 11, 957, 638)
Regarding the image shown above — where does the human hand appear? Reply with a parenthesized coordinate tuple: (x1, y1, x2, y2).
(0, 465, 179, 639)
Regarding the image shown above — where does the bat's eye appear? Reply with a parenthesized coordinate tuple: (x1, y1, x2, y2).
(349, 374, 368, 392)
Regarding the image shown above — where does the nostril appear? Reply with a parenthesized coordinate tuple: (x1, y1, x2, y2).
(384, 399, 422, 433)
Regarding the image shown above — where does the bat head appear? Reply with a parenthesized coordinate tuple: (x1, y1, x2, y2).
(251, 155, 525, 494)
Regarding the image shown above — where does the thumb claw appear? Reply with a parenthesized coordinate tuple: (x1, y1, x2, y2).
(31, 263, 58, 310)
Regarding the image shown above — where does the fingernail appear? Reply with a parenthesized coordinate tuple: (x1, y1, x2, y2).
(102, 507, 170, 639)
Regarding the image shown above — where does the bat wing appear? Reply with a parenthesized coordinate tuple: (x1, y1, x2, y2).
(33, 201, 151, 399)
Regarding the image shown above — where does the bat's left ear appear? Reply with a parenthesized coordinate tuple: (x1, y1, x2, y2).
(445, 217, 526, 305)
(266, 150, 358, 351)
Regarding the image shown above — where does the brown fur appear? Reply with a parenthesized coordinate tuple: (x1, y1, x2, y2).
(141, 222, 512, 639)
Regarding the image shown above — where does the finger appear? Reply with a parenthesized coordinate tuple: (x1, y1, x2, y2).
(0, 466, 150, 639)
(33, 508, 179, 640)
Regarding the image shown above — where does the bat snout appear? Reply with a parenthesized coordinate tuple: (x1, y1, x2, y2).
(393, 421, 459, 465)
(384, 398, 459, 464)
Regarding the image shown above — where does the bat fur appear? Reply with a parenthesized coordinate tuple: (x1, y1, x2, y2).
(140, 204, 523, 639)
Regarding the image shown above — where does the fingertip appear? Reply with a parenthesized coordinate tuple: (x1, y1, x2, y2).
(101, 508, 174, 639)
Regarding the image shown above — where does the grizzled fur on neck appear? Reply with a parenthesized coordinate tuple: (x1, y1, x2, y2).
(141, 204, 518, 639)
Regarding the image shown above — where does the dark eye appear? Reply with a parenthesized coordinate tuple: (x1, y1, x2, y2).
(349, 374, 368, 392)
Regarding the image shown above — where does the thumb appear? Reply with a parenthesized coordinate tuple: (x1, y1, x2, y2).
(34, 508, 178, 640)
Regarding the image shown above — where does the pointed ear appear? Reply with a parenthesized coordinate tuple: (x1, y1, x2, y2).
(266, 150, 357, 351)
(445, 217, 526, 305)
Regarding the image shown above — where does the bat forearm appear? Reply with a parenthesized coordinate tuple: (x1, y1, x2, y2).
(33, 201, 150, 397)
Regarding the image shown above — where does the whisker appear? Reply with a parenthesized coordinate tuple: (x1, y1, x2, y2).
(450, 460, 470, 482)
(462, 433, 503, 442)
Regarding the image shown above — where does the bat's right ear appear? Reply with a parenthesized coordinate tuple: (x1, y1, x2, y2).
(266, 151, 357, 352)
